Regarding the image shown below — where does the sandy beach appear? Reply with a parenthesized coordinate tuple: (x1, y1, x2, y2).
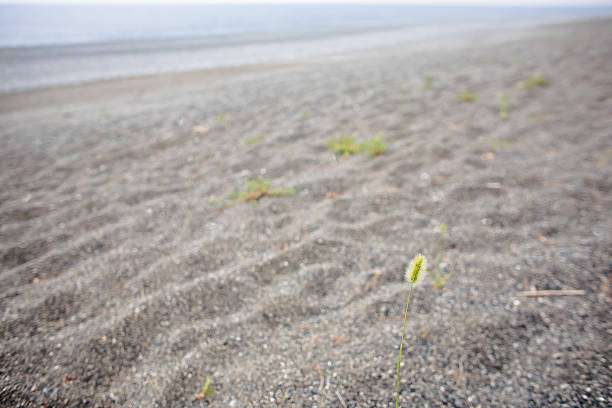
(1, 18, 611, 407)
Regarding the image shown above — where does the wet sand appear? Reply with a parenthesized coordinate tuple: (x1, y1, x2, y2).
(1, 18, 611, 407)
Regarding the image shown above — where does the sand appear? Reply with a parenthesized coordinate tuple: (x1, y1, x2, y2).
(1, 18, 611, 407)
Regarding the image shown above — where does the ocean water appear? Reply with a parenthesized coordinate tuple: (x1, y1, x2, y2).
(1, 4, 611, 48)
(1, 4, 611, 92)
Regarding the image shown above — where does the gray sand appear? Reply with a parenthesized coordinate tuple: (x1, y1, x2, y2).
(1, 19, 611, 407)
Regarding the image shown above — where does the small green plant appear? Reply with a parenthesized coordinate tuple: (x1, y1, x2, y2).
(423, 75, 434, 89)
(299, 108, 310, 119)
(522, 76, 548, 89)
(456, 92, 477, 102)
(326, 136, 387, 157)
(596, 149, 612, 168)
(211, 176, 295, 207)
(214, 114, 227, 125)
(359, 136, 387, 157)
(326, 136, 360, 156)
(241, 136, 265, 146)
(396, 254, 427, 408)
(429, 224, 453, 290)
(192, 377, 214, 401)
(497, 92, 510, 119)
(478, 136, 513, 149)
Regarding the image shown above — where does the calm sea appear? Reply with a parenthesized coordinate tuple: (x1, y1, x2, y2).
(2, 4, 611, 48)
(0, 4, 610, 92)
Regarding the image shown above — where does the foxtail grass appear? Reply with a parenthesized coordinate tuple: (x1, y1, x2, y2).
(396, 254, 427, 408)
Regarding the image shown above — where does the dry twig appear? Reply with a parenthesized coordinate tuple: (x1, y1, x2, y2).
(518, 289, 585, 297)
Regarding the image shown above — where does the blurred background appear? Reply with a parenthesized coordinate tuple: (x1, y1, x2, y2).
(1, 1, 611, 92)
(2, 1, 612, 407)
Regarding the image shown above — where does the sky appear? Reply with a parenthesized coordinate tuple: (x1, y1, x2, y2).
(3, 0, 612, 6)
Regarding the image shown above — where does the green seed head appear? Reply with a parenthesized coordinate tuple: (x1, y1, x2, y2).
(405, 254, 427, 285)
(440, 224, 446, 234)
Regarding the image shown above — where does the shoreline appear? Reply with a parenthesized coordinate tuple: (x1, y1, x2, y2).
(1, 16, 608, 94)
(0, 61, 302, 114)
(0, 16, 607, 112)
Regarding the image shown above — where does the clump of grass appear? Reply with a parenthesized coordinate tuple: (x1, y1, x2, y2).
(192, 377, 214, 401)
(359, 136, 387, 157)
(214, 114, 227, 125)
(429, 224, 453, 290)
(456, 92, 477, 102)
(522, 76, 549, 89)
(241, 136, 265, 146)
(396, 254, 427, 408)
(422, 75, 434, 89)
(497, 92, 510, 119)
(596, 148, 612, 168)
(326, 136, 361, 156)
(326, 135, 387, 157)
(478, 136, 513, 149)
(211, 176, 295, 207)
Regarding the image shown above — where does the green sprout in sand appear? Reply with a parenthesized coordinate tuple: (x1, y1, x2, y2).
(497, 92, 510, 119)
(456, 92, 477, 103)
(477, 136, 513, 149)
(192, 377, 214, 401)
(359, 136, 387, 157)
(522, 76, 549, 90)
(396, 254, 427, 408)
(596, 148, 612, 168)
(240, 136, 266, 146)
(211, 176, 295, 207)
(326, 136, 387, 157)
(429, 224, 453, 290)
(214, 114, 227, 125)
(326, 136, 360, 156)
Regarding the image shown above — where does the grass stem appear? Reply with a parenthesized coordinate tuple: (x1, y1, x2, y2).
(396, 284, 413, 408)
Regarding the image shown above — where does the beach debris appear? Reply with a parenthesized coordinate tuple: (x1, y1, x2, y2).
(517, 289, 586, 297)
(192, 377, 214, 401)
(317, 363, 324, 392)
(192, 125, 209, 134)
(336, 390, 348, 408)
(363, 269, 383, 293)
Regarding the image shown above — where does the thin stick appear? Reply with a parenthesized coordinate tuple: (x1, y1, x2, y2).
(336, 390, 348, 408)
(396, 284, 413, 408)
(518, 289, 585, 297)
(317, 363, 324, 392)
